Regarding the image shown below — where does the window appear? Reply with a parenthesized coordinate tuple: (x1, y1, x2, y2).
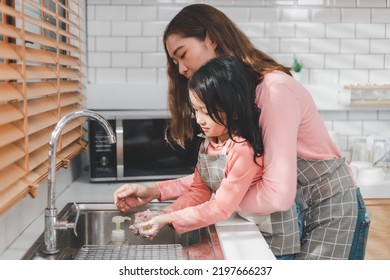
(0, 0, 85, 214)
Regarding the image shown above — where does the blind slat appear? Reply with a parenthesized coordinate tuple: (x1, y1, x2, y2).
(58, 80, 83, 93)
(0, 64, 22, 80)
(61, 0, 80, 17)
(0, 23, 82, 54)
(57, 140, 86, 164)
(0, 124, 24, 148)
(0, 103, 24, 125)
(27, 140, 85, 187)
(29, 139, 85, 173)
(28, 112, 57, 135)
(0, 22, 19, 39)
(26, 13, 80, 43)
(0, 64, 83, 80)
(61, 118, 83, 135)
(0, 80, 82, 102)
(26, 0, 82, 32)
(60, 91, 83, 107)
(27, 162, 48, 186)
(0, 166, 25, 195)
(29, 127, 51, 153)
(0, 42, 83, 66)
(61, 129, 82, 149)
(27, 96, 58, 117)
(0, 144, 25, 170)
(0, 3, 80, 42)
(29, 145, 48, 171)
(0, 83, 22, 102)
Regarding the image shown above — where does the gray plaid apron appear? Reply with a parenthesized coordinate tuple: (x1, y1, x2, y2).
(198, 138, 232, 191)
(295, 157, 358, 260)
(199, 138, 301, 256)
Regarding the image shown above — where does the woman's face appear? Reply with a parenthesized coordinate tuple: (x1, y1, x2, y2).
(165, 33, 217, 79)
(189, 90, 228, 143)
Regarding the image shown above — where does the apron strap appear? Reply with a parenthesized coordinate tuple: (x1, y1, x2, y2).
(203, 138, 232, 154)
(203, 137, 210, 149)
(221, 139, 232, 154)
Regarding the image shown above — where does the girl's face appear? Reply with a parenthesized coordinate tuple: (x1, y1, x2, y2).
(189, 90, 228, 143)
(165, 33, 217, 79)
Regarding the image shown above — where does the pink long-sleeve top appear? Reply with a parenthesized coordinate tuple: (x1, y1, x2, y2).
(162, 136, 263, 234)
(157, 70, 341, 227)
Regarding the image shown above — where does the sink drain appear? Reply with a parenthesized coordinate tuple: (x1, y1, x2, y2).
(75, 244, 187, 260)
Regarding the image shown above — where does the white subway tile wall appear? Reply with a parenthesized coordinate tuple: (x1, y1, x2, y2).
(321, 110, 390, 160)
(86, 0, 390, 160)
(87, 0, 390, 84)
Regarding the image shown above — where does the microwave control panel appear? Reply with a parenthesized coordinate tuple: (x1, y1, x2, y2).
(89, 119, 117, 180)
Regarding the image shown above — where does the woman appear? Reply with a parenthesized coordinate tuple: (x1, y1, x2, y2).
(128, 56, 266, 239)
(114, 4, 368, 260)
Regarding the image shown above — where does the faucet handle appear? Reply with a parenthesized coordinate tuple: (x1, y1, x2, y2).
(72, 202, 80, 237)
(57, 202, 80, 236)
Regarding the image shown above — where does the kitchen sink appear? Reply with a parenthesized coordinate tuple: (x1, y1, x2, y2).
(22, 202, 223, 260)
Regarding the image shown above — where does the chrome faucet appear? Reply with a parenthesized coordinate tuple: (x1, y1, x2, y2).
(43, 110, 116, 254)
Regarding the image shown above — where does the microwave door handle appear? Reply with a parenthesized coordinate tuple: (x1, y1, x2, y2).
(116, 119, 124, 178)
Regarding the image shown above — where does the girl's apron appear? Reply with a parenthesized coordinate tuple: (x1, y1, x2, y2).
(198, 138, 232, 191)
(198, 138, 301, 256)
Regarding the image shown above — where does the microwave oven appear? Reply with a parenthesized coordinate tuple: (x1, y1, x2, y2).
(88, 110, 201, 182)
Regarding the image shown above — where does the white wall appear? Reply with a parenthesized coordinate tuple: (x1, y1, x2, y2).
(85, 0, 390, 159)
(86, 0, 390, 86)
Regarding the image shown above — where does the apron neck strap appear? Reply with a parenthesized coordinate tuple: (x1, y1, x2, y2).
(204, 138, 233, 154)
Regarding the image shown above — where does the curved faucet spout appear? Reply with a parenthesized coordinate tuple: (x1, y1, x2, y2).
(44, 110, 116, 254)
(48, 110, 116, 209)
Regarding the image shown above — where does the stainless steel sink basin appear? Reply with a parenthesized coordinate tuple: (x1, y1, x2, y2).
(22, 202, 223, 260)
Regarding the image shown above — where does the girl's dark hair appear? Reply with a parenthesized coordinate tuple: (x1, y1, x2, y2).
(188, 56, 264, 161)
(163, 4, 291, 147)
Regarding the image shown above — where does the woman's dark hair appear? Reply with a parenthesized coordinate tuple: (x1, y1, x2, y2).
(188, 56, 264, 161)
(163, 4, 291, 147)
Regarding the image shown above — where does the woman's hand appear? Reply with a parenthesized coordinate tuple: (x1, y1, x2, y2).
(114, 183, 161, 213)
(131, 213, 173, 240)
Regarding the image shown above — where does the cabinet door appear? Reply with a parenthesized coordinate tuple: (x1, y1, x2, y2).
(364, 199, 390, 260)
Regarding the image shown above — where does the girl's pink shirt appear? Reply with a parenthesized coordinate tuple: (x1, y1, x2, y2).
(161, 136, 263, 234)
(157, 71, 341, 232)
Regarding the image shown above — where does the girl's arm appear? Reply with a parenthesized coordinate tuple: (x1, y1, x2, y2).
(156, 174, 194, 201)
(170, 142, 262, 234)
(161, 165, 212, 213)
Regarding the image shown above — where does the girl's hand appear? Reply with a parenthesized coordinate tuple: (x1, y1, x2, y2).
(114, 183, 161, 213)
(132, 213, 173, 240)
(129, 210, 160, 235)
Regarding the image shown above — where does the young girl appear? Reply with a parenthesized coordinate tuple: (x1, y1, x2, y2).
(127, 56, 266, 239)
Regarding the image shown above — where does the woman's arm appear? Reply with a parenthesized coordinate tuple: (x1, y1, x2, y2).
(239, 78, 300, 214)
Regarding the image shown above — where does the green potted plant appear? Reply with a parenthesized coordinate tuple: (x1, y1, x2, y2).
(292, 58, 303, 82)
(293, 58, 303, 73)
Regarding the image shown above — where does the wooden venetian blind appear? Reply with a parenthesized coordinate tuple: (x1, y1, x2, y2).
(0, 0, 85, 215)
